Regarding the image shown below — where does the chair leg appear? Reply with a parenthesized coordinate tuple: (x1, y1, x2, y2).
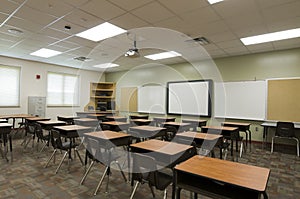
(115, 161, 127, 182)
(163, 189, 168, 199)
(129, 181, 140, 199)
(75, 148, 84, 166)
(80, 160, 95, 185)
(94, 166, 109, 195)
(55, 151, 68, 174)
(45, 149, 57, 168)
(294, 138, 299, 157)
(271, 137, 275, 153)
(149, 184, 155, 198)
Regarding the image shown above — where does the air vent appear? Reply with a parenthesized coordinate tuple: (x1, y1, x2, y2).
(73, 56, 91, 61)
(186, 36, 210, 45)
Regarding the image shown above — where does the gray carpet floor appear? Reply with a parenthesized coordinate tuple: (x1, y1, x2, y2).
(0, 137, 299, 199)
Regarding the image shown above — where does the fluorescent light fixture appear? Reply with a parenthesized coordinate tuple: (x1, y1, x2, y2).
(92, 63, 119, 68)
(30, 48, 62, 58)
(76, 22, 127, 42)
(207, 0, 223, 4)
(144, 51, 182, 60)
(241, 28, 300, 45)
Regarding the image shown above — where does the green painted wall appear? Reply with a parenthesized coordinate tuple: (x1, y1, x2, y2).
(106, 48, 300, 143)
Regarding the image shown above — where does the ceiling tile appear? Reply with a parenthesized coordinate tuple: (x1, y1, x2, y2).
(62, 0, 90, 7)
(213, 0, 257, 19)
(267, 17, 300, 33)
(157, 0, 209, 14)
(131, 1, 175, 24)
(64, 9, 104, 29)
(38, 28, 72, 40)
(25, 0, 74, 18)
(108, 0, 153, 11)
(272, 38, 300, 50)
(6, 16, 44, 32)
(246, 42, 274, 52)
(223, 46, 249, 54)
(256, 0, 297, 9)
(216, 39, 244, 49)
(0, 0, 20, 15)
(80, 0, 126, 21)
(262, 1, 300, 22)
(208, 31, 237, 43)
(109, 13, 150, 30)
(232, 24, 269, 38)
(13, 5, 57, 26)
(187, 20, 230, 38)
(48, 19, 86, 35)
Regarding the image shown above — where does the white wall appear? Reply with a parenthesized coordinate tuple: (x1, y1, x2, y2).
(0, 56, 104, 120)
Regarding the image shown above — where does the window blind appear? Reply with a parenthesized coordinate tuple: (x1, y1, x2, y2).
(47, 72, 79, 106)
(0, 65, 20, 106)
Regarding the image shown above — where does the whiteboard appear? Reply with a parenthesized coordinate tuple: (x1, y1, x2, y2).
(138, 85, 166, 114)
(167, 80, 212, 116)
(214, 81, 266, 120)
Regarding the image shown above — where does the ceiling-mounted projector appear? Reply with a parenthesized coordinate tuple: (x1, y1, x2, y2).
(125, 36, 140, 58)
(125, 48, 139, 57)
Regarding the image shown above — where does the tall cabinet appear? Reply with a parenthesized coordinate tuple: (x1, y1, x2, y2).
(85, 82, 116, 111)
(28, 96, 46, 117)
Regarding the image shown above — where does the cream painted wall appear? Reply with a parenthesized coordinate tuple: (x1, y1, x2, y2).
(106, 48, 300, 142)
(0, 56, 104, 120)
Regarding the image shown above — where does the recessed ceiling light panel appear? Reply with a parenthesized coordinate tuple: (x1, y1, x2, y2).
(30, 48, 62, 58)
(92, 63, 119, 68)
(144, 51, 182, 60)
(240, 28, 300, 45)
(76, 22, 127, 42)
(207, 0, 223, 4)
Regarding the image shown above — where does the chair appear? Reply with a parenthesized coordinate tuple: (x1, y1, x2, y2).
(271, 122, 299, 157)
(22, 120, 36, 149)
(80, 137, 127, 195)
(164, 125, 178, 141)
(130, 153, 173, 199)
(35, 123, 50, 154)
(44, 129, 83, 174)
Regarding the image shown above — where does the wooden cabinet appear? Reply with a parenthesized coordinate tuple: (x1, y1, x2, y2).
(85, 82, 116, 111)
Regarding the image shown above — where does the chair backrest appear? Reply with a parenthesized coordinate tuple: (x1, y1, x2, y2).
(25, 120, 35, 134)
(276, 122, 295, 137)
(132, 153, 157, 185)
(50, 129, 63, 149)
(164, 125, 178, 141)
(35, 123, 44, 139)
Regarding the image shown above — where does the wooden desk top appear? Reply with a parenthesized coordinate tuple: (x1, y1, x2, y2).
(106, 116, 126, 119)
(182, 119, 207, 123)
(84, 130, 130, 140)
(129, 115, 149, 119)
(175, 155, 270, 192)
(130, 139, 192, 156)
(87, 114, 106, 117)
(0, 114, 35, 119)
(57, 115, 80, 119)
(153, 117, 176, 120)
(163, 122, 191, 127)
(53, 125, 91, 131)
(130, 125, 165, 132)
(38, 120, 66, 125)
(261, 121, 300, 129)
(74, 118, 98, 122)
(130, 119, 152, 122)
(102, 121, 130, 126)
(26, 117, 51, 122)
(177, 131, 223, 141)
(202, 126, 238, 131)
(0, 123, 13, 128)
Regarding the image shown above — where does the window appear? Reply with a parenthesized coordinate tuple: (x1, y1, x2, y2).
(47, 72, 79, 106)
(0, 65, 20, 107)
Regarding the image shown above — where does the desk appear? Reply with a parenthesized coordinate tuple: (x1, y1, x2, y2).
(86, 114, 106, 120)
(53, 125, 92, 159)
(38, 120, 66, 130)
(77, 111, 115, 117)
(129, 125, 166, 140)
(261, 121, 300, 149)
(129, 115, 149, 120)
(130, 119, 152, 126)
(0, 123, 13, 162)
(201, 126, 240, 160)
(26, 117, 51, 123)
(0, 114, 34, 135)
(0, 119, 8, 123)
(153, 117, 176, 126)
(222, 122, 252, 150)
(101, 121, 130, 132)
(57, 115, 80, 124)
(181, 119, 207, 131)
(174, 155, 270, 199)
(163, 122, 191, 132)
(83, 130, 131, 195)
(106, 116, 127, 122)
(74, 118, 99, 128)
(176, 131, 223, 158)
